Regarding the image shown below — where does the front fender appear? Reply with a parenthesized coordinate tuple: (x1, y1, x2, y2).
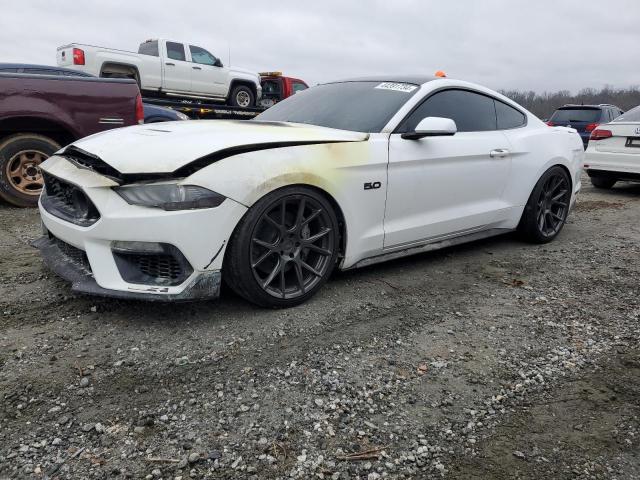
(184, 140, 389, 267)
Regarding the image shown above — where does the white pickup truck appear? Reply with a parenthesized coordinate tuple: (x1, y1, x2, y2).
(57, 39, 262, 108)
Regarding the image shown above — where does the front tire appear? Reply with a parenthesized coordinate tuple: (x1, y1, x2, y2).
(0, 134, 60, 207)
(228, 85, 255, 108)
(224, 187, 340, 308)
(518, 166, 572, 244)
(590, 176, 616, 189)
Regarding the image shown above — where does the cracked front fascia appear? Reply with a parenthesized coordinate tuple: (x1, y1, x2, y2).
(41, 155, 120, 188)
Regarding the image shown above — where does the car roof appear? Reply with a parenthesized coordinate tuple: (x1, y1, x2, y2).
(324, 74, 440, 86)
(0, 63, 94, 77)
(558, 104, 619, 110)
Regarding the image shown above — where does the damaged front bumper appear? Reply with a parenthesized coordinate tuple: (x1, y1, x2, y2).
(33, 234, 222, 302)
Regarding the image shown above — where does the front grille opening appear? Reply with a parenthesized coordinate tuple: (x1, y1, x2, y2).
(42, 173, 100, 227)
(112, 244, 193, 287)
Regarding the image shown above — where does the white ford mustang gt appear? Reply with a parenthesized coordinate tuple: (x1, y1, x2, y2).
(36, 75, 584, 307)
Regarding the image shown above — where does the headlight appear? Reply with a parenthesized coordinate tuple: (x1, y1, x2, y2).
(175, 111, 190, 120)
(114, 182, 226, 211)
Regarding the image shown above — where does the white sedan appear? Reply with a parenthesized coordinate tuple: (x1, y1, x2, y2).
(584, 105, 640, 188)
(36, 75, 584, 307)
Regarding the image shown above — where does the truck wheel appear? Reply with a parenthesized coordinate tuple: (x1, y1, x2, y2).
(229, 85, 255, 108)
(0, 134, 60, 207)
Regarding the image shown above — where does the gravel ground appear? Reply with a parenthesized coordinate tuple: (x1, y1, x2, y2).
(1, 174, 639, 480)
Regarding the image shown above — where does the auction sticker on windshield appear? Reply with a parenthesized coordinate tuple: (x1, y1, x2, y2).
(375, 82, 418, 93)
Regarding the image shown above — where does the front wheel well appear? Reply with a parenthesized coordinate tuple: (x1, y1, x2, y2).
(228, 80, 257, 99)
(0, 116, 75, 147)
(234, 184, 348, 259)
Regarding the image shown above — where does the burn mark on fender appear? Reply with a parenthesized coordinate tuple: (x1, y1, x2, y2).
(204, 241, 226, 269)
(173, 140, 359, 178)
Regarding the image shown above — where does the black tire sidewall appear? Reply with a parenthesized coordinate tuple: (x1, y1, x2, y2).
(229, 85, 254, 108)
(0, 134, 60, 207)
(519, 166, 571, 244)
(225, 187, 340, 308)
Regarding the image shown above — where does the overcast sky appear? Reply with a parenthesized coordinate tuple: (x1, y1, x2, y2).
(2, 0, 638, 93)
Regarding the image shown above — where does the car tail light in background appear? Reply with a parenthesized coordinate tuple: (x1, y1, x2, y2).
(135, 94, 144, 124)
(72, 48, 85, 65)
(585, 123, 600, 133)
(546, 121, 554, 126)
(590, 129, 612, 141)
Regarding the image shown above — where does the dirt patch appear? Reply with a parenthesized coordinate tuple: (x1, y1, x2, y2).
(574, 200, 625, 212)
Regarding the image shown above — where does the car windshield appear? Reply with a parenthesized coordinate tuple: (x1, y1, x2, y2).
(254, 81, 420, 132)
(613, 105, 640, 123)
(550, 108, 600, 123)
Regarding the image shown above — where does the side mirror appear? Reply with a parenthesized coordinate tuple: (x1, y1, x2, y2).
(401, 117, 457, 140)
(214, 58, 223, 67)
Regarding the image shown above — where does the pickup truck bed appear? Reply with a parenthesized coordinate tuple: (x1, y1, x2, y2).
(0, 72, 141, 206)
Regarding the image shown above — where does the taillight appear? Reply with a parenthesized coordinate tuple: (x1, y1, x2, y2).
(72, 48, 85, 65)
(585, 123, 599, 133)
(546, 121, 554, 126)
(135, 93, 144, 124)
(590, 129, 612, 141)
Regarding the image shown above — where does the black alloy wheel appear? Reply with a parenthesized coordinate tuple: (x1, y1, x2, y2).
(225, 187, 340, 307)
(519, 166, 572, 243)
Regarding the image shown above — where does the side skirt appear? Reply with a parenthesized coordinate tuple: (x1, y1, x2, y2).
(346, 228, 514, 270)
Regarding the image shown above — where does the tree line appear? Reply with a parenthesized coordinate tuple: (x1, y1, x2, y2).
(499, 86, 640, 120)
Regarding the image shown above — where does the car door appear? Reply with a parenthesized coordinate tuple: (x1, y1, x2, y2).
(188, 45, 228, 98)
(384, 88, 512, 248)
(162, 41, 192, 92)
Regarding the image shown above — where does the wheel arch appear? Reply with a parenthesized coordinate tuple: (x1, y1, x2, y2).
(230, 182, 348, 261)
(228, 79, 257, 100)
(100, 62, 141, 85)
(0, 116, 75, 147)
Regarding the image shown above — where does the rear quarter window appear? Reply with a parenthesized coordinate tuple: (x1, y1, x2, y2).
(495, 100, 526, 129)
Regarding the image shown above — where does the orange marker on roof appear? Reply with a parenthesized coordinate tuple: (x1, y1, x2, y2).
(435, 70, 447, 78)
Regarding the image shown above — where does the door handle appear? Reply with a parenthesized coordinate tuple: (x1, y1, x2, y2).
(192, 66, 202, 70)
(489, 149, 510, 158)
(165, 62, 175, 66)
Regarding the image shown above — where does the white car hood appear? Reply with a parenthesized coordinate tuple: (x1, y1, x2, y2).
(66, 121, 368, 174)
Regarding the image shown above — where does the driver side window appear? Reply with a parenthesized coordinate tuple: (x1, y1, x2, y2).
(398, 89, 497, 133)
(189, 45, 217, 66)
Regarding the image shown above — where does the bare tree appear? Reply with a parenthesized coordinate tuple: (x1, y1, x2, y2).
(499, 86, 640, 119)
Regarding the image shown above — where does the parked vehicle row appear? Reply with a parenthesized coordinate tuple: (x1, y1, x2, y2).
(547, 104, 624, 148)
(57, 39, 262, 107)
(584, 105, 640, 188)
(34, 75, 583, 307)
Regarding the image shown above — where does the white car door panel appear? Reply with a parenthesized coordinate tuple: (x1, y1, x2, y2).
(162, 41, 192, 92)
(189, 45, 228, 97)
(384, 131, 512, 248)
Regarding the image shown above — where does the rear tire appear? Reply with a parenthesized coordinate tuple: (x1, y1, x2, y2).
(518, 166, 572, 244)
(228, 85, 255, 108)
(590, 176, 616, 189)
(224, 186, 340, 308)
(0, 134, 60, 207)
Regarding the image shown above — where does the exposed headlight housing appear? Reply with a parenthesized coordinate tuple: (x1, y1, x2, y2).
(175, 111, 190, 120)
(114, 182, 226, 211)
